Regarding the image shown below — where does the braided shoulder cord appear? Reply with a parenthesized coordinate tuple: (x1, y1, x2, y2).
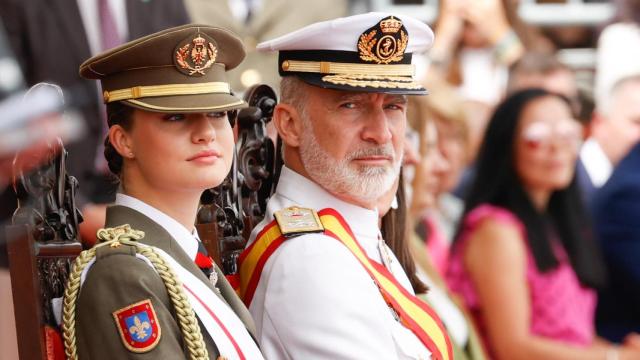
(62, 224, 209, 360)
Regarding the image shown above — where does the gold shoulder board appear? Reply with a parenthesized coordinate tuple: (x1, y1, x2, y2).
(274, 206, 324, 237)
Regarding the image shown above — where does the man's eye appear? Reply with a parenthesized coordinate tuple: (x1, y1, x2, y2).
(385, 104, 404, 111)
(207, 111, 227, 119)
(340, 102, 357, 109)
(163, 114, 186, 122)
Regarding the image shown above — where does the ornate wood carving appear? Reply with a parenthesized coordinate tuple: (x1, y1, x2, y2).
(6, 139, 83, 360)
(197, 84, 279, 274)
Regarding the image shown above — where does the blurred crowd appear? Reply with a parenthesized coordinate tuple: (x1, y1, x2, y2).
(2, 0, 640, 359)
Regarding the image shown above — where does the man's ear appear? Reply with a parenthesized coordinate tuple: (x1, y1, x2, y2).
(108, 124, 134, 159)
(273, 103, 304, 148)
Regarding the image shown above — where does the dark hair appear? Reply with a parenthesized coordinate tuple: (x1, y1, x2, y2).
(382, 171, 429, 295)
(104, 101, 135, 175)
(456, 88, 606, 289)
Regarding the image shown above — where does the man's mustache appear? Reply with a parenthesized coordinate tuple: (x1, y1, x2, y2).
(347, 145, 395, 161)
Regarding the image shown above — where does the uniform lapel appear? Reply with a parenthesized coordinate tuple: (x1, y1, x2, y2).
(105, 205, 258, 339)
(105, 206, 220, 295)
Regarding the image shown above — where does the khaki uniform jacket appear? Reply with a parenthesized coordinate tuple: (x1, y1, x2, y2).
(76, 205, 257, 359)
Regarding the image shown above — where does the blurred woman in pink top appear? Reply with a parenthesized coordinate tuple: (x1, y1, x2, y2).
(446, 88, 640, 359)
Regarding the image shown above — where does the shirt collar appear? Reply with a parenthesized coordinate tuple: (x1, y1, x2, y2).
(275, 166, 380, 240)
(115, 193, 200, 260)
(580, 138, 613, 187)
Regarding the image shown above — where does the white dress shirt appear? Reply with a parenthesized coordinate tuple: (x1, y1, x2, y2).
(580, 137, 613, 188)
(115, 193, 199, 260)
(246, 166, 431, 360)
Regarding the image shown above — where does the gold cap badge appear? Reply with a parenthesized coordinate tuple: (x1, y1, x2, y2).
(357, 16, 408, 64)
(174, 33, 219, 76)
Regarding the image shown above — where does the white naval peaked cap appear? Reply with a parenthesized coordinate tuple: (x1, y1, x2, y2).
(257, 12, 434, 53)
(257, 12, 434, 95)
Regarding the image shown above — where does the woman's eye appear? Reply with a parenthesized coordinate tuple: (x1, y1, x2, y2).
(163, 114, 186, 122)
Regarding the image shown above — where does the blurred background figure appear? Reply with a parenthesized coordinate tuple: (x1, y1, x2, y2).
(580, 75, 640, 204)
(0, 0, 190, 244)
(428, 0, 551, 159)
(379, 135, 488, 360)
(184, 0, 348, 93)
(0, 19, 85, 358)
(406, 76, 469, 277)
(0, 83, 83, 189)
(594, 0, 640, 115)
(592, 140, 640, 344)
(445, 89, 640, 359)
(507, 52, 579, 112)
(0, 82, 83, 360)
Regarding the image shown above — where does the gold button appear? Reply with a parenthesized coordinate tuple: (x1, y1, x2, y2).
(281, 60, 290, 71)
(103, 90, 110, 103)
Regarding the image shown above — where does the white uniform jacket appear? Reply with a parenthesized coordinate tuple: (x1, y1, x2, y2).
(245, 166, 431, 359)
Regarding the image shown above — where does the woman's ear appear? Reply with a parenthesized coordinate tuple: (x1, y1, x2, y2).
(272, 103, 303, 148)
(108, 124, 134, 159)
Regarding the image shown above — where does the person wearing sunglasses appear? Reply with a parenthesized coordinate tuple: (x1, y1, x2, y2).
(446, 88, 640, 359)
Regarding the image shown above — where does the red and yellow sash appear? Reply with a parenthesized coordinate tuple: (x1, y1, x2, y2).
(238, 208, 453, 360)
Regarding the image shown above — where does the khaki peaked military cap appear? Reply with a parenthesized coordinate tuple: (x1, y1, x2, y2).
(257, 12, 434, 95)
(80, 24, 247, 113)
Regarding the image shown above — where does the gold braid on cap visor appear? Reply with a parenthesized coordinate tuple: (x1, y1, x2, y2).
(102, 82, 231, 103)
(280, 60, 422, 89)
(281, 60, 415, 76)
(321, 74, 424, 89)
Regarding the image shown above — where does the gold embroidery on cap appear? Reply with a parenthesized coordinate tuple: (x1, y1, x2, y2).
(358, 16, 408, 65)
(175, 34, 218, 76)
(322, 74, 423, 90)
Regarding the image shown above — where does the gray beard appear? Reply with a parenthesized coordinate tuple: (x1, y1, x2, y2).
(298, 119, 401, 204)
